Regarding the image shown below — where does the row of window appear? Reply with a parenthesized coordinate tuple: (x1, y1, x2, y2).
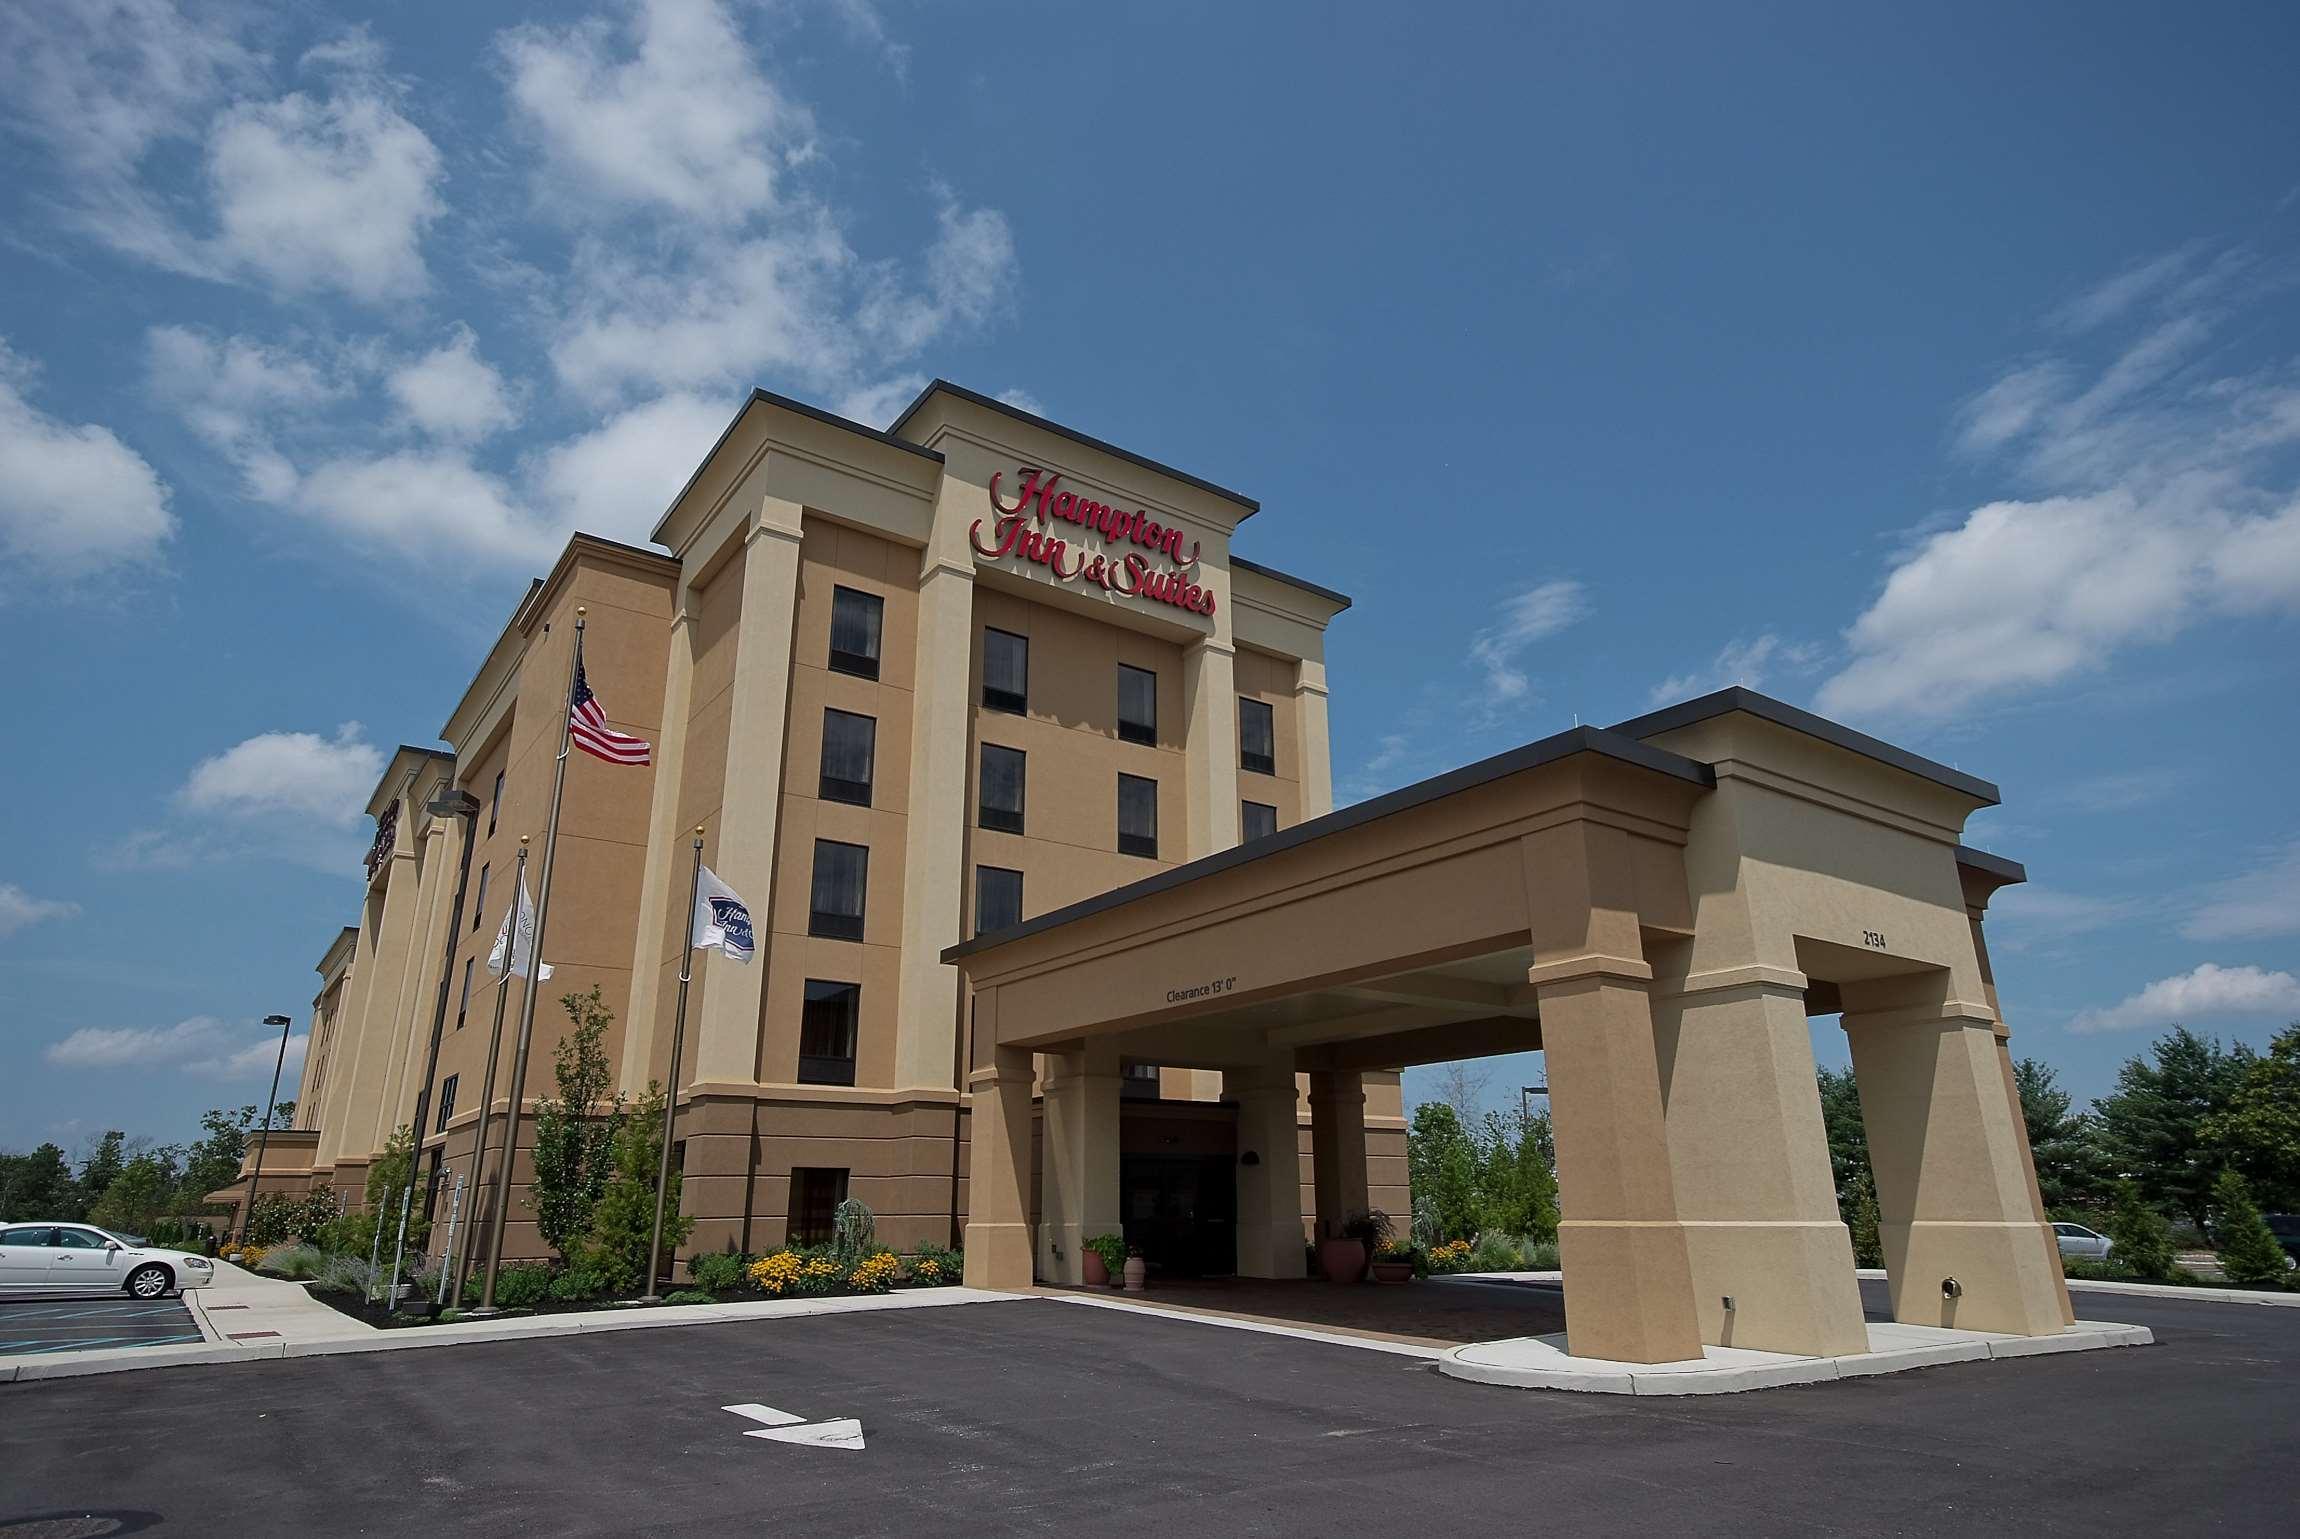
(827, 586, 1281, 772)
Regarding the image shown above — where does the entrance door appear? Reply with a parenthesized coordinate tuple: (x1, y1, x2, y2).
(1120, 1154, 1236, 1278)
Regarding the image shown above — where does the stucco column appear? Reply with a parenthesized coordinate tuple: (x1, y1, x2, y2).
(1184, 637, 1241, 855)
(620, 607, 697, 1097)
(1040, 1040, 1124, 1283)
(690, 504, 804, 1087)
(963, 992, 1035, 1290)
(1293, 656, 1333, 818)
(896, 558, 977, 1089)
(1308, 1069, 1369, 1241)
(376, 813, 458, 1153)
(1650, 970, 1868, 1356)
(1524, 822, 1703, 1364)
(1841, 997, 2068, 1336)
(329, 839, 423, 1171)
(1226, 1049, 1308, 1278)
(1966, 901, 2077, 1326)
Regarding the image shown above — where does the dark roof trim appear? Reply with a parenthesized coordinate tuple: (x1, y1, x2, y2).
(1607, 687, 2000, 806)
(1954, 844, 2027, 884)
(652, 387, 945, 545)
(944, 724, 1711, 961)
(1230, 553, 1352, 611)
(889, 379, 1260, 518)
(394, 745, 456, 764)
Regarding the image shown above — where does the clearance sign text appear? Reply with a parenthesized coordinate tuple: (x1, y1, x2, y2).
(969, 468, 1216, 617)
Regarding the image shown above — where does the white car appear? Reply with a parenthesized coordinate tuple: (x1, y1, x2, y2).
(0, 1222, 217, 1299)
(2052, 1221, 2112, 1262)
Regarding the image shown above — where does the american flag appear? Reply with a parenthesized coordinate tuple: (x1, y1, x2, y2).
(570, 659, 652, 766)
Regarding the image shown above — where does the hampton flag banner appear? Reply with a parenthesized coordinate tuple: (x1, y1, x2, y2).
(691, 866, 755, 962)
(487, 878, 553, 981)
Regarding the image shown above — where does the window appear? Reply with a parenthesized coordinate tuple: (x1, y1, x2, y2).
(1118, 773, 1159, 859)
(828, 586, 884, 679)
(789, 1168, 850, 1246)
(975, 865, 1023, 936)
(456, 957, 475, 1030)
(436, 1074, 459, 1132)
(808, 840, 868, 940)
(53, 1228, 103, 1249)
(1125, 1062, 1160, 1081)
(1117, 664, 1157, 746)
(487, 770, 504, 836)
(1242, 800, 1278, 843)
(471, 863, 489, 930)
(798, 981, 860, 1086)
(1240, 697, 1277, 776)
(819, 709, 876, 806)
(979, 744, 1026, 834)
(982, 628, 1029, 714)
(0, 1226, 53, 1246)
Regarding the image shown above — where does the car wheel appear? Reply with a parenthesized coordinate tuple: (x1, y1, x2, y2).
(126, 1264, 173, 1299)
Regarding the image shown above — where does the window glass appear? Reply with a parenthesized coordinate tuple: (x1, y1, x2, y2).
(979, 744, 1026, 834)
(437, 1074, 458, 1131)
(53, 1228, 103, 1249)
(1118, 664, 1157, 745)
(828, 587, 884, 679)
(975, 866, 1023, 935)
(0, 1226, 51, 1246)
(471, 863, 489, 930)
(1240, 697, 1277, 775)
(488, 770, 504, 836)
(808, 840, 869, 940)
(789, 1168, 850, 1246)
(983, 628, 1029, 714)
(457, 957, 475, 1029)
(799, 981, 860, 1086)
(819, 709, 876, 806)
(1242, 800, 1278, 843)
(1118, 773, 1158, 858)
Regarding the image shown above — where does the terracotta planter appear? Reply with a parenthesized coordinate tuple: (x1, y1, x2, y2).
(1368, 1260, 1414, 1285)
(1082, 1249, 1110, 1287)
(1318, 1237, 1369, 1284)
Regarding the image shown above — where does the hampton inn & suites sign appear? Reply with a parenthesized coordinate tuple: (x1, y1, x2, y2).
(970, 468, 1217, 617)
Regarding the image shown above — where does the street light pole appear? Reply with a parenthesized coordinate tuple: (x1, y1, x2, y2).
(238, 1013, 296, 1246)
(1519, 1082, 1549, 1133)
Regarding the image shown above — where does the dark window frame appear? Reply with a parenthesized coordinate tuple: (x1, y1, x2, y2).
(979, 743, 1026, 834)
(1240, 697, 1277, 776)
(436, 1074, 458, 1132)
(808, 839, 869, 941)
(1118, 773, 1159, 859)
(828, 586, 885, 680)
(982, 627, 1030, 715)
(1117, 663, 1158, 746)
(471, 862, 489, 931)
(456, 956, 475, 1030)
(789, 1168, 850, 1246)
(975, 865, 1023, 936)
(798, 980, 860, 1086)
(487, 770, 504, 836)
(1242, 800, 1279, 843)
(818, 708, 877, 807)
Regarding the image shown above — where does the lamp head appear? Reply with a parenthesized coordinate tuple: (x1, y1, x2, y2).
(262, 1014, 292, 1026)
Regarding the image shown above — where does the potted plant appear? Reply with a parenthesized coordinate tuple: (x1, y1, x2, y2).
(1320, 1209, 1390, 1284)
(1369, 1236, 1419, 1284)
(1084, 1232, 1128, 1288)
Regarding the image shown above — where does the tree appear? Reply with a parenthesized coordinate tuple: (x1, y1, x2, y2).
(1814, 1066, 1872, 1212)
(529, 987, 625, 1264)
(1846, 1167, 1884, 1268)
(1472, 1109, 1559, 1242)
(2013, 1057, 2109, 1210)
(581, 1083, 691, 1294)
(365, 1124, 430, 1256)
(176, 1102, 297, 1214)
(2104, 1180, 2176, 1281)
(1406, 1101, 1480, 1244)
(87, 1150, 181, 1235)
(2200, 1024, 2300, 1212)
(0, 1144, 76, 1219)
(2095, 1027, 2250, 1231)
(74, 1130, 127, 1219)
(2209, 1169, 2291, 1288)
(1428, 1060, 1494, 1127)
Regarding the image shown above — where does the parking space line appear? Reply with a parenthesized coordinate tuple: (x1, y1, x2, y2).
(0, 1332, 207, 1355)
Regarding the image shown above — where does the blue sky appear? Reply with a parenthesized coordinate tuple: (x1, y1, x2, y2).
(2, 1, 2296, 1153)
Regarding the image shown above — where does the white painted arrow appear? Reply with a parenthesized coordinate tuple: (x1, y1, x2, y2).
(722, 1403, 866, 1451)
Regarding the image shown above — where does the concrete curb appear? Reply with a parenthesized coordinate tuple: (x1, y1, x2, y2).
(1043, 1290, 1446, 1360)
(1437, 1319, 2154, 1396)
(1441, 1268, 2300, 1308)
(1, 1288, 1021, 1385)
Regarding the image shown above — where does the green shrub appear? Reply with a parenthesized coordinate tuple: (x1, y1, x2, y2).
(662, 1289, 716, 1306)
(580, 1082, 693, 1295)
(2211, 1170, 2294, 1288)
(246, 1189, 340, 1247)
(548, 1267, 610, 1303)
(690, 1251, 748, 1293)
(830, 1198, 877, 1267)
(315, 1253, 373, 1297)
(255, 1242, 323, 1279)
(490, 1264, 553, 1309)
(1522, 1240, 1560, 1271)
(1469, 1232, 1524, 1272)
(906, 1243, 962, 1287)
(2106, 1180, 2177, 1280)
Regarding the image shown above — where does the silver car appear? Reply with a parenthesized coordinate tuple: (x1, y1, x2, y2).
(0, 1222, 217, 1299)
(2052, 1221, 2112, 1261)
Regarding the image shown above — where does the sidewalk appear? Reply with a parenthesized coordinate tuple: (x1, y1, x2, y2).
(1, 1262, 1021, 1385)
(1447, 1269, 2300, 1308)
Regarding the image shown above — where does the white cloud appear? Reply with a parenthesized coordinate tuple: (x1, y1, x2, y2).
(832, 373, 929, 430)
(0, 883, 80, 937)
(1649, 633, 1822, 706)
(1821, 245, 2300, 722)
(854, 195, 1019, 356)
(178, 723, 386, 823)
(46, 1016, 308, 1080)
(147, 325, 350, 499)
(387, 326, 519, 441)
(995, 386, 1046, 416)
(1986, 885, 2145, 949)
(0, 341, 175, 581)
(2046, 768, 2186, 815)
(2070, 962, 2300, 1034)
(2184, 839, 2300, 942)
(500, 0, 809, 224)
(1468, 579, 1588, 705)
(529, 392, 731, 545)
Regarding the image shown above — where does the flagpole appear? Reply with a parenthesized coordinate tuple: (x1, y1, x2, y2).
(452, 835, 528, 1309)
(639, 825, 707, 1304)
(471, 609, 586, 1318)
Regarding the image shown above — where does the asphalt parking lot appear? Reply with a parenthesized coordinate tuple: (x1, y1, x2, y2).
(1, 1286, 2293, 1537)
(0, 1297, 203, 1358)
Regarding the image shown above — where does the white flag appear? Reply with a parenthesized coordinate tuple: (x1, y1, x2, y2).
(487, 877, 553, 981)
(691, 865, 755, 962)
